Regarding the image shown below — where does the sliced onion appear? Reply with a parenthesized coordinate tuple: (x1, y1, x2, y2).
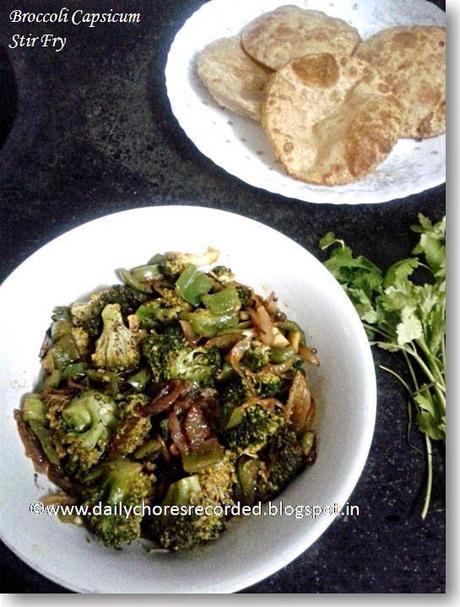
(205, 333, 242, 349)
(229, 337, 255, 381)
(168, 408, 187, 454)
(285, 373, 312, 434)
(136, 380, 189, 417)
(249, 305, 274, 346)
(264, 292, 279, 315)
(184, 404, 212, 449)
(298, 344, 320, 366)
(15, 409, 48, 474)
(40, 493, 76, 507)
(264, 357, 296, 376)
(179, 320, 200, 346)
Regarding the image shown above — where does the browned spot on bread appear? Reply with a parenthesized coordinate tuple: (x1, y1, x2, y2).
(292, 54, 339, 87)
(393, 32, 417, 47)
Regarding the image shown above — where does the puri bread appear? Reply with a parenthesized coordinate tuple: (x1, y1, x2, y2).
(355, 26, 445, 138)
(196, 36, 271, 121)
(241, 6, 360, 70)
(262, 54, 402, 185)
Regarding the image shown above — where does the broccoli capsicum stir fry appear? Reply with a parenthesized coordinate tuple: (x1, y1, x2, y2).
(16, 248, 318, 551)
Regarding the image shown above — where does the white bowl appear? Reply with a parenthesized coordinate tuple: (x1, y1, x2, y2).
(0, 206, 376, 593)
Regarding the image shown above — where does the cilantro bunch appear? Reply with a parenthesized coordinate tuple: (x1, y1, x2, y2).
(320, 214, 446, 518)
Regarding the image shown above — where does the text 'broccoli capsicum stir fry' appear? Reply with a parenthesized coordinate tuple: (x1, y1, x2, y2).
(16, 248, 318, 551)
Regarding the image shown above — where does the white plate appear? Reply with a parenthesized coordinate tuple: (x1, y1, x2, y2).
(165, 0, 446, 205)
(0, 207, 376, 593)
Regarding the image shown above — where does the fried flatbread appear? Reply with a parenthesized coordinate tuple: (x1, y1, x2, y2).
(242, 6, 360, 70)
(262, 53, 402, 185)
(355, 26, 445, 138)
(197, 36, 271, 121)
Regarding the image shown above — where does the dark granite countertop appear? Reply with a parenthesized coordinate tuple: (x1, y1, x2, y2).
(0, 0, 445, 594)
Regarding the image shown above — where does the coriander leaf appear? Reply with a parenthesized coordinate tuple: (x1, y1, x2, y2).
(384, 258, 419, 288)
(319, 232, 344, 250)
(396, 308, 423, 345)
(416, 411, 445, 441)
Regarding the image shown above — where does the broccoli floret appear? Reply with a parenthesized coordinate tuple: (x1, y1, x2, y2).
(257, 426, 305, 501)
(152, 454, 236, 551)
(47, 390, 118, 477)
(83, 458, 154, 547)
(71, 327, 90, 356)
(167, 346, 221, 387)
(142, 326, 184, 385)
(159, 258, 186, 281)
(71, 286, 148, 337)
(92, 304, 140, 372)
(236, 286, 252, 308)
(159, 248, 220, 282)
(256, 372, 287, 398)
(241, 340, 270, 372)
(219, 377, 251, 426)
(136, 290, 190, 328)
(225, 404, 284, 454)
(220, 377, 251, 407)
(143, 327, 221, 387)
(110, 395, 152, 457)
(211, 266, 235, 285)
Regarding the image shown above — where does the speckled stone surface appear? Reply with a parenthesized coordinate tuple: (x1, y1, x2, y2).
(0, 0, 445, 594)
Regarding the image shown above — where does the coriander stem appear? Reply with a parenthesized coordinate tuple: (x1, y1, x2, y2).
(421, 434, 433, 520)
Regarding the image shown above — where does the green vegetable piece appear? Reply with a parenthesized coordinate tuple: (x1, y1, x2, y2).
(184, 309, 238, 338)
(23, 395, 47, 424)
(202, 287, 241, 316)
(176, 264, 213, 306)
(148, 253, 166, 264)
(237, 457, 259, 505)
(277, 320, 306, 345)
(135, 303, 158, 328)
(163, 475, 202, 506)
(28, 420, 60, 464)
(133, 438, 163, 459)
(86, 369, 120, 396)
(225, 406, 245, 429)
(300, 431, 315, 456)
(62, 390, 118, 450)
(51, 306, 71, 322)
(52, 334, 80, 370)
(44, 369, 61, 389)
(51, 319, 73, 342)
(116, 268, 152, 294)
(62, 401, 93, 432)
(60, 362, 88, 380)
(130, 264, 163, 283)
(182, 444, 224, 473)
(127, 368, 151, 392)
(92, 303, 140, 372)
(270, 346, 296, 364)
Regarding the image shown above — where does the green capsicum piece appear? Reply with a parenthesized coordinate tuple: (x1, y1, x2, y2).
(237, 457, 259, 505)
(175, 264, 213, 306)
(202, 287, 241, 316)
(23, 395, 60, 465)
(127, 368, 151, 392)
(269, 346, 296, 364)
(182, 309, 238, 337)
(60, 362, 88, 380)
(52, 333, 80, 370)
(182, 443, 224, 473)
(23, 394, 47, 424)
